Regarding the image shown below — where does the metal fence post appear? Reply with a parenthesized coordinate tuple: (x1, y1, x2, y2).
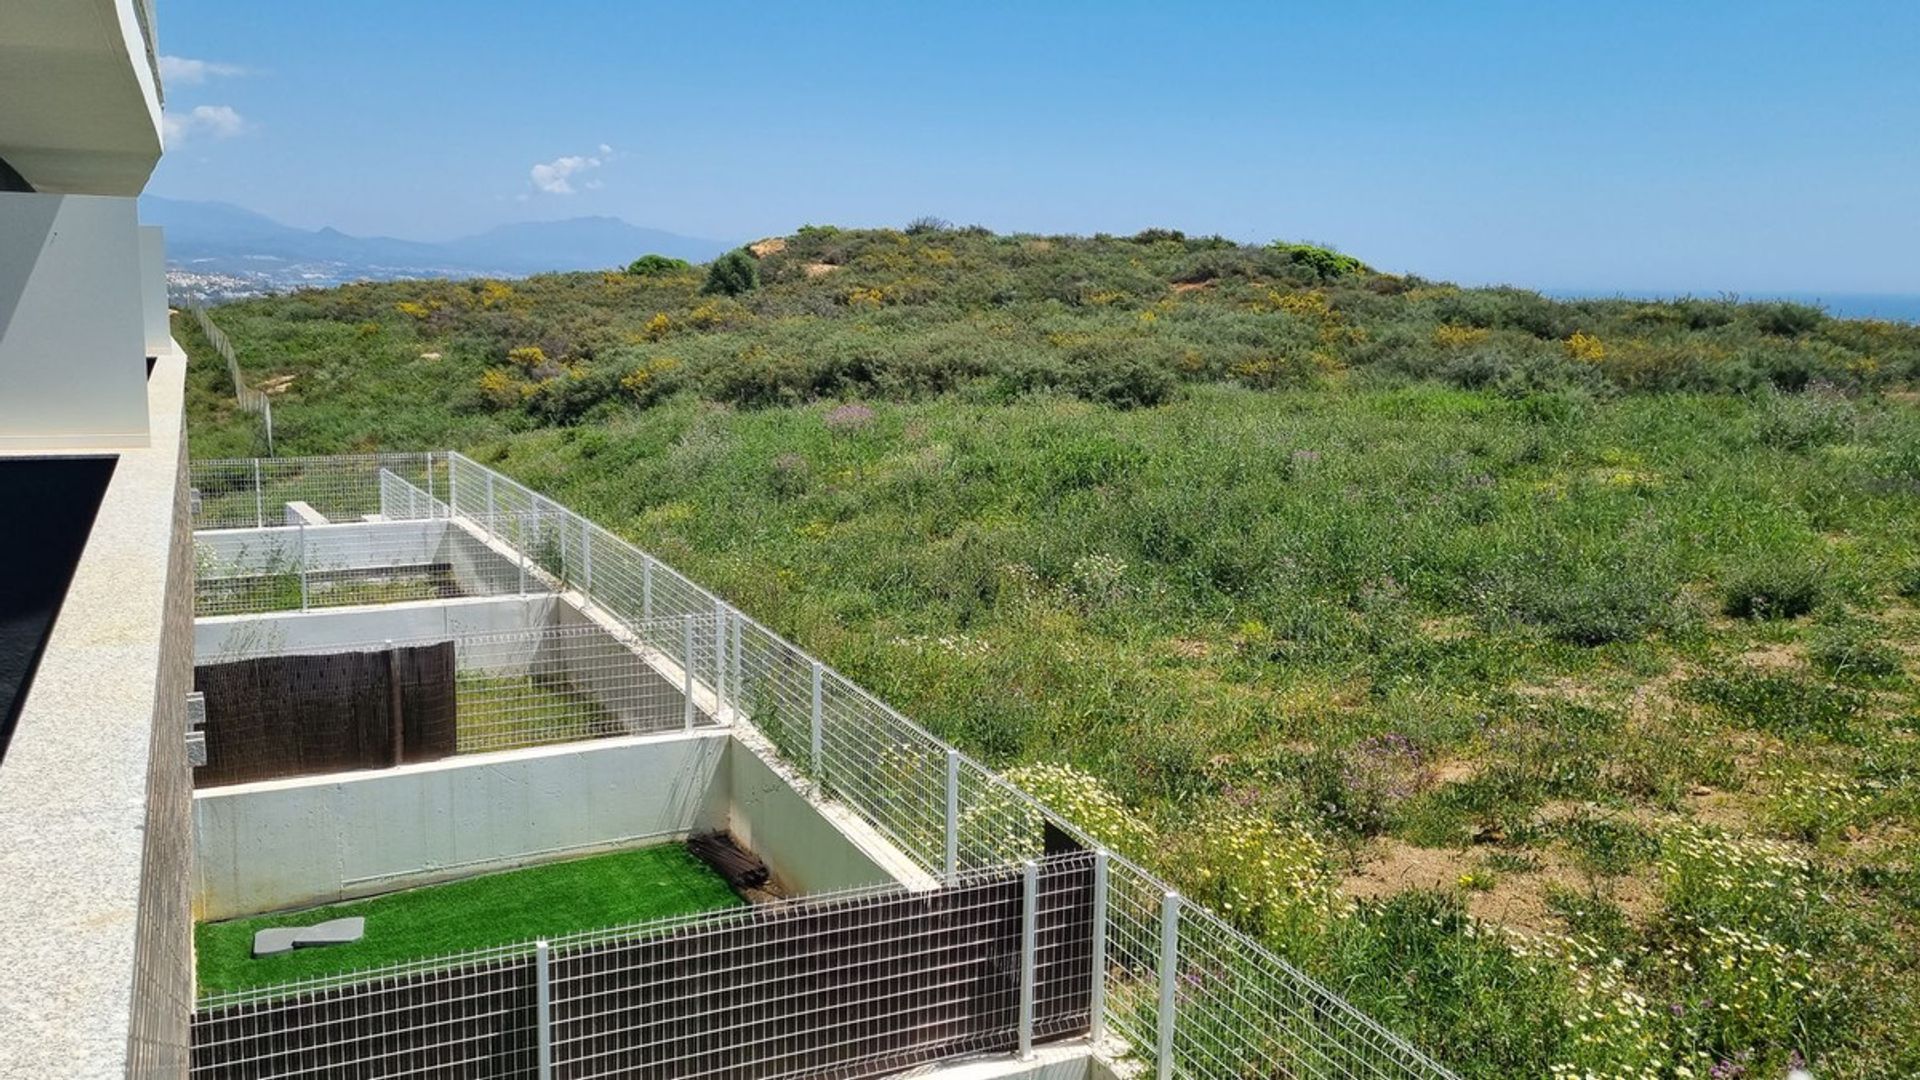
(447, 454, 459, 521)
(1019, 860, 1038, 1061)
(1090, 850, 1110, 1047)
(535, 939, 553, 1080)
(727, 611, 742, 723)
(253, 459, 264, 528)
(809, 661, 824, 778)
(683, 615, 696, 731)
(580, 519, 593, 597)
(296, 521, 309, 611)
(425, 455, 437, 506)
(713, 599, 726, 712)
(1157, 890, 1180, 1080)
(945, 749, 960, 880)
(485, 471, 497, 539)
(642, 555, 653, 619)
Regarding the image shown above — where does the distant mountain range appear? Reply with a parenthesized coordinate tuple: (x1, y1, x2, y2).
(142, 196, 732, 299)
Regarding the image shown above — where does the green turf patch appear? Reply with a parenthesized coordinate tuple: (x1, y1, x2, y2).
(455, 671, 624, 752)
(196, 844, 742, 995)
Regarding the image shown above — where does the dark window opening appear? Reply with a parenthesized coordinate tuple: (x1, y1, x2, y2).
(0, 456, 117, 766)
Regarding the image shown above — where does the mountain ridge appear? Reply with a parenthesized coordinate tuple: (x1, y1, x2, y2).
(143, 196, 732, 296)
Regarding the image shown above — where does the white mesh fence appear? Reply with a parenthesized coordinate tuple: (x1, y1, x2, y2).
(190, 452, 1460, 1080)
(197, 619, 722, 757)
(188, 304, 275, 455)
(192, 517, 540, 617)
(191, 855, 1097, 1080)
(190, 453, 447, 531)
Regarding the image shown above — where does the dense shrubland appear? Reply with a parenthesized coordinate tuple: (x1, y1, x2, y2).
(182, 226, 1920, 1079)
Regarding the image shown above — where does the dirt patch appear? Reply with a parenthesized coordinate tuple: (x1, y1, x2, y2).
(1165, 637, 1212, 661)
(1740, 642, 1805, 672)
(1419, 616, 1473, 641)
(1512, 675, 1609, 708)
(258, 373, 297, 395)
(748, 237, 786, 258)
(803, 262, 838, 278)
(417, 351, 442, 362)
(1430, 757, 1481, 785)
(1626, 663, 1693, 727)
(1342, 838, 1655, 935)
(1682, 787, 1751, 831)
(1171, 281, 1212, 294)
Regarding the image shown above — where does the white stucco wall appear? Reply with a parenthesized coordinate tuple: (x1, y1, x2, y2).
(0, 193, 148, 448)
(137, 224, 167, 358)
(193, 730, 730, 920)
(195, 518, 528, 596)
(193, 732, 915, 920)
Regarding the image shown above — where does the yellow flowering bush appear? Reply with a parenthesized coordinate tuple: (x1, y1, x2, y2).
(1432, 323, 1489, 349)
(478, 280, 515, 309)
(506, 345, 548, 370)
(619, 356, 682, 405)
(1566, 331, 1607, 362)
(643, 312, 672, 341)
(688, 302, 732, 329)
(1275, 290, 1332, 318)
(477, 368, 535, 408)
(1170, 809, 1337, 943)
(958, 763, 1155, 862)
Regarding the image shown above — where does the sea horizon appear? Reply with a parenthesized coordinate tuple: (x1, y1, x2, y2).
(1543, 288, 1920, 324)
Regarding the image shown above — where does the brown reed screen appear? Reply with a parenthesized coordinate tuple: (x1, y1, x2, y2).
(192, 642, 457, 786)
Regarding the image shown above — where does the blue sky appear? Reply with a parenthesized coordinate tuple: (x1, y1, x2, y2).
(149, 1, 1919, 294)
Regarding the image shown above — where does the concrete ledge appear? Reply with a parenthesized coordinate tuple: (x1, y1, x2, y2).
(195, 594, 565, 658)
(900, 1040, 1105, 1080)
(0, 345, 191, 1077)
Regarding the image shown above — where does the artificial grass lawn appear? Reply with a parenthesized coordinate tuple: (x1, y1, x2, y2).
(196, 844, 742, 995)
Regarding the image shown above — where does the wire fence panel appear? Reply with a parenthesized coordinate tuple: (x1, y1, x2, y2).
(187, 304, 275, 456)
(191, 453, 446, 531)
(196, 619, 721, 767)
(194, 519, 539, 618)
(192, 856, 1096, 1080)
(190, 948, 540, 1079)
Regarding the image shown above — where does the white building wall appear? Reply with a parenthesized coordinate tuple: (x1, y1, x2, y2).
(0, 193, 148, 448)
(138, 224, 168, 357)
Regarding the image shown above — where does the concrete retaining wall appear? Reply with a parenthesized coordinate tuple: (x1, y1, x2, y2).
(194, 734, 905, 920)
(728, 745, 903, 896)
(195, 595, 561, 660)
(196, 519, 526, 597)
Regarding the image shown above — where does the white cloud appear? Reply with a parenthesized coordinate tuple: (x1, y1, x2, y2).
(158, 55, 246, 85)
(529, 146, 613, 195)
(162, 104, 247, 144)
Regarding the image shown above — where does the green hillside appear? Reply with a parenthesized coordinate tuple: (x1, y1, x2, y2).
(181, 227, 1920, 1079)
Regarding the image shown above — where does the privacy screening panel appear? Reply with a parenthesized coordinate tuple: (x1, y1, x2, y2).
(192, 642, 456, 786)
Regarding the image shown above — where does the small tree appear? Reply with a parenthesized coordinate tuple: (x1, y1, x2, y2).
(627, 254, 691, 277)
(701, 250, 759, 296)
